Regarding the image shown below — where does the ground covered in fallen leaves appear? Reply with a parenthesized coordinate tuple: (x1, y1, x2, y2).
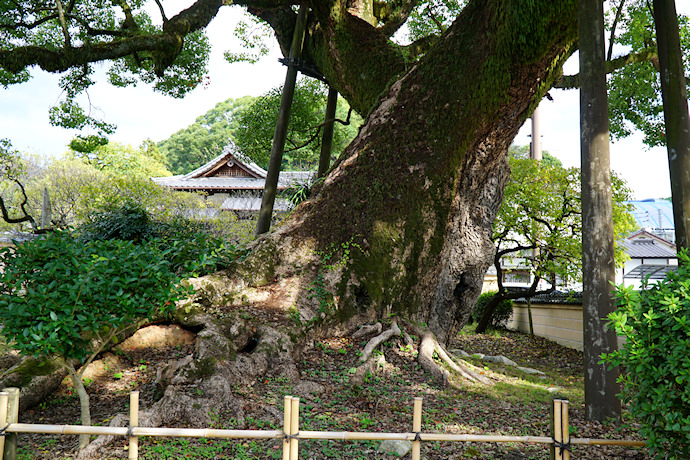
(16, 325, 648, 459)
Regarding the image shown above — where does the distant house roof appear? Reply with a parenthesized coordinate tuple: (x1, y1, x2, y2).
(620, 231, 677, 259)
(151, 142, 314, 192)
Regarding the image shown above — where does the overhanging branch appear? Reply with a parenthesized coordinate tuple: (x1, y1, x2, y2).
(555, 49, 662, 89)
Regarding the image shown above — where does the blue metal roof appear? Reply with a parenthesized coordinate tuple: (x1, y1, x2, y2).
(626, 199, 675, 230)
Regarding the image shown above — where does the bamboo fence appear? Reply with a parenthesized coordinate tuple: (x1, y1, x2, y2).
(0, 389, 646, 460)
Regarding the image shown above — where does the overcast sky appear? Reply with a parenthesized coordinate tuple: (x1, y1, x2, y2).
(1, 2, 688, 200)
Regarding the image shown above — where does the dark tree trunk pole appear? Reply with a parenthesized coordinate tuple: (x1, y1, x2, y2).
(653, 0, 690, 251)
(318, 87, 338, 178)
(255, 5, 309, 236)
(579, 0, 621, 422)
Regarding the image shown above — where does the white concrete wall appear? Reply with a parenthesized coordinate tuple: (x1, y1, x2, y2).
(507, 302, 584, 351)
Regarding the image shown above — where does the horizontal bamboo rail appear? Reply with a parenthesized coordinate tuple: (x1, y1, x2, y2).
(0, 390, 646, 460)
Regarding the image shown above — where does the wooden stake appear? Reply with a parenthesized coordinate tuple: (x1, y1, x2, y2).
(282, 396, 292, 460)
(412, 397, 423, 460)
(289, 397, 299, 460)
(3, 388, 18, 460)
(0, 392, 8, 460)
(129, 391, 139, 460)
(561, 400, 571, 460)
(551, 399, 563, 460)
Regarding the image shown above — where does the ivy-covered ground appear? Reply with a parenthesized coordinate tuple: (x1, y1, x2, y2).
(17, 326, 649, 459)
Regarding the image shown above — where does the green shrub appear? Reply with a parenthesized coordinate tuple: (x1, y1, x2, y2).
(0, 231, 191, 446)
(0, 231, 188, 363)
(80, 200, 155, 242)
(470, 291, 513, 329)
(78, 203, 246, 278)
(602, 250, 690, 459)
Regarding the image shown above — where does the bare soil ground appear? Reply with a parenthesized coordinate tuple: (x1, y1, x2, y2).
(16, 326, 649, 459)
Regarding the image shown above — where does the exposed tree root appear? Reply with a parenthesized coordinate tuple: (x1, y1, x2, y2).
(358, 321, 400, 363)
(418, 333, 493, 386)
(418, 333, 450, 385)
(352, 322, 383, 339)
(350, 353, 386, 386)
(348, 321, 400, 386)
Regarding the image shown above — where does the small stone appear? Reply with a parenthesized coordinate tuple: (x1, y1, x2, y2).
(471, 353, 485, 359)
(379, 440, 413, 457)
(547, 386, 563, 393)
(516, 366, 545, 375)
(483, 355, 517, 367)
(450, 349, 470, 358)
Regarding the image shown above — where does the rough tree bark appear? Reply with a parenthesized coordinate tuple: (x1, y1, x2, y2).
(239, 0, 579, 345)
(653, 0, 690, 251)
(579, 0, 621, 422)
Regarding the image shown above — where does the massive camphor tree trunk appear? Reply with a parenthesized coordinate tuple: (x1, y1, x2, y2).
(240, 0, 578, 345)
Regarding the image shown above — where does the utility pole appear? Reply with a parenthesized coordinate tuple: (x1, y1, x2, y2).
(579, 0, 621, 422)
(653, 0, 690, 251)
(255, 5, 309, 236)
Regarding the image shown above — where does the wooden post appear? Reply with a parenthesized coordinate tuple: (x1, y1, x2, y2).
(282, 395, 292, 460)
(317, 88, 338, 178)
(412, 397, 423, 460)
(550, 399, 562, 460)
(2, 388, 18, 460)
(255, 5, 309, 236)
(289, 397, 299, 460)
(561, 400, 571, 460)
(0, 392, 8, 460)
(128, 391, 139, 460)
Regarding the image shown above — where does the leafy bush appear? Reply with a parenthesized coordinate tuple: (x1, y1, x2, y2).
(79, 202, 245, 277)
(470, 291, 513, 329)
(602, 251, 690, 459)
(0, 231, 191, 446)
(80, 200, 154, 242)
(0, 231, 188, 362)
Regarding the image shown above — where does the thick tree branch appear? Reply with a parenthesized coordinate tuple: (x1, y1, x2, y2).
(401, 34, 439, 61)
(0, 35, 178, 73)
(556, 49, 659, 88)
(377, 0, 419, 37)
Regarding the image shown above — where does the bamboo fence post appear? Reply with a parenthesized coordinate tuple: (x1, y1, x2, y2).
(0, 392, 8, 460)
(412, 397, 423, 460)
(550, 399, 563, 460)
(561, 400, 571, 460)
(3, 388, 18, 460)
(128, 391, 139, 460)
(289, 397, 300, 460)
(282, 396, 292, 460)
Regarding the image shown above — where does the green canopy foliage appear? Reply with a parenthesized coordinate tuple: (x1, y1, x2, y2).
(494, 157, 636, 290)
(158, 80, 362, 175)
(158, 96, 255, 175)
(508, 144, 563, 167)
(69, 141, 171, 178)
(234, 79, 361, 171)
(606, 0, 690, 147)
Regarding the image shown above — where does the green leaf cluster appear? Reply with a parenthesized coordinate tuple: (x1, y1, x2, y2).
(607, 2, 690, 147)
(470, 291, 513, 328)
(234, 78, 361, 171)
(602, 251, 690, 459)
(495, 153, 636, 288)
(78, 200, 247, 278)
(0, 231, 190, 364)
